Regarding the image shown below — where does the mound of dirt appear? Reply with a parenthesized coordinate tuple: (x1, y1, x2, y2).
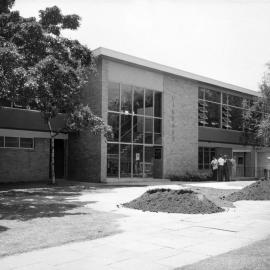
(123, 188, 224, 214)
(226, 180, 270, 202)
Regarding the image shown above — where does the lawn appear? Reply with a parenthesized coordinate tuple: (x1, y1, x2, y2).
(0, 182, 122, 257)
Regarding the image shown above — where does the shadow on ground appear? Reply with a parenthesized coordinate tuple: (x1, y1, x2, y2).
(0, 185, 96, 221)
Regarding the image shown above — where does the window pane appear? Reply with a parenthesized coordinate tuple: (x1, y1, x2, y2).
(198, 88, 204, 99)
(133, 145, 143, 177)
(198, 100, 207, 126)
(120, 144, 131, 177)
(204, 149, 209, 167)
(121, 84, 132, 114)
(5, 137, 19, 148)
(133, 87, 144, 115)
(205, 89, 221, 103)
(144, 146, 153, 177)
(198, 147, 203, 165)
(230, 107, 243, 131)
(222, 105, 232, 129)
(20, 138, 33, 148)
(222, 93, 228, 104)
(145, 89, 153, 116)
(108, 113, 119, 142)
(154, 91, 162, 117)
(145, 117, 153, 144)
(0, 136, 3, 147)
(228, 94, 243, 107)
(133, 116, 144, 143)
(107, 144, 119, 177)
(154, 118, 162, 145)
(120, 115, 132, 142)
(205, 102, 221, 128)
(108, 82, 120, 111)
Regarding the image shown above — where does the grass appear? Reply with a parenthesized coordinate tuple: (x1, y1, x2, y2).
(0, 182, 122, 257)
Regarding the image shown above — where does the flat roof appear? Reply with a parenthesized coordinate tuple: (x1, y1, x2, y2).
(93, 47, 260, 97)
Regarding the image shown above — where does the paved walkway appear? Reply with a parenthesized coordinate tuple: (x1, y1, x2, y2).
(1, 181, 270, 270)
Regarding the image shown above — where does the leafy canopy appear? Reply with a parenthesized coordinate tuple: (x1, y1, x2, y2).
(0, 3, 110, 136)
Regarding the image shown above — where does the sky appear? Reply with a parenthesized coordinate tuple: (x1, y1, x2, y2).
(14, 0, 270, 91)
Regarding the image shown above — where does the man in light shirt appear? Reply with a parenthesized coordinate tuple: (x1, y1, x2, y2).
(210, 156, 218, 181)
(217, 154, 225, 181)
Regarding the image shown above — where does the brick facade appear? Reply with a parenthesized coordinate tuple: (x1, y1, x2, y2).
(0, 138, 50, 183)
(163, 76, 199, 177)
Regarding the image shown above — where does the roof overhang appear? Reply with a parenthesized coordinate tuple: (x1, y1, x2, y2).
(93, 47, 260, 97)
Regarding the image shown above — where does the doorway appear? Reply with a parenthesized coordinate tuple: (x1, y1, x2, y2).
(50, 139, 65, 178)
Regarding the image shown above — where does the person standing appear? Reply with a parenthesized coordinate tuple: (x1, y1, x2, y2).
(210, 156, 218, 181)
(217, 154, 225, 181)
(223, 155, 230, 181)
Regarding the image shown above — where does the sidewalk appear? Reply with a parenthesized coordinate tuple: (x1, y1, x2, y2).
(1, 181, 270, 270)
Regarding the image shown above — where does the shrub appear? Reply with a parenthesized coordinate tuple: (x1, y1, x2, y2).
(168, 171, 211, 182)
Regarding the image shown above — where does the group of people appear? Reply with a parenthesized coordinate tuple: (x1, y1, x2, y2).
(210, 154, 236, 181)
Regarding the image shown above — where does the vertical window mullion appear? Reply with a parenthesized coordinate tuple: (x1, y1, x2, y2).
(131, 86, 134, 178)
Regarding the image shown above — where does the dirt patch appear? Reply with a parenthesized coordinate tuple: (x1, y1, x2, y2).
(123, 188, 224, 214)
(225, 180, 270, 202)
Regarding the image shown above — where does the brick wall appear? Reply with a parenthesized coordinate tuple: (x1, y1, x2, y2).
(68, 58, 103, 182)
(0, 138, 50, 183)
(163, 75, 198, 177)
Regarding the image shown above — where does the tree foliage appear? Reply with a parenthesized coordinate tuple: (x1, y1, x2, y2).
(0, 2, 111, 182)
(0, 3, 110, 135)
(242, 63, 270, 146)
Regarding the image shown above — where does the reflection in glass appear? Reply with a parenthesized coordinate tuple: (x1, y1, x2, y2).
(154, 118, 162, 144)
(228, 95, 243, 108)
(145, 117, 153, 144)
(154, 91, 162, 117)
(205, 89, 221, 103)
(133, 145, 143, 177)
(120, 144, 131, 177)
(121, 84, 132, 114)
(121, 115, 132, 142)
(107, 144, 119, 177)
(230, 107, 243, 131)
(133, 87, 144, 115)
(108, 113, 119, 142)
(222, 93, 228, 104)
(205, 102, 221, 128)
(133, 116, 144, 143)
(144, 146, 153, 177)
(108, 82, 120, 111)
(145, 89, 153, 116)
(198, 88, 204, 99)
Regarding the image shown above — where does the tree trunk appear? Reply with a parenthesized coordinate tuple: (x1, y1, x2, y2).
(48, 120, 56, 184)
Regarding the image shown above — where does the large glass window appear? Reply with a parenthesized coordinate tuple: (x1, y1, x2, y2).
(133, 87, 144, 115)
(107, 144, 119, 177)
(205, 89, 221, 103)
(121, 84, 132, 114)
(228, 94, 243, 108)
(145, 89, 153, 116)
(133, 116, 144, 144)
(154, 118, 162, 145)
(198, 147, 216, 170)
(120, 115, 132, 142)
(230, 107, 243, 131)
(205, 102, 221, 128)
(120, 144, 131, 177)
(145, 117, 153, 144)
(108, 113, 119, 142)
(107, 82, 162, 178)
(133, 145, 143, 177)
(154, 92, 162, 117)
(108, 82, 120, 112)
(20, 138, 34, 148)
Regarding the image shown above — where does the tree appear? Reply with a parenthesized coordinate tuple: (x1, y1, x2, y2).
(242, 63, 270, 146)
(0, 4, 111, 184)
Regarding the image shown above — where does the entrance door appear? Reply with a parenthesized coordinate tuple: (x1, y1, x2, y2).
(50, 139, 65, 178)
(234, 152, 245, 177)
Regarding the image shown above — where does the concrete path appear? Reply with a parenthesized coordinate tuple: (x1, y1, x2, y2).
(1, 181, 270, 270)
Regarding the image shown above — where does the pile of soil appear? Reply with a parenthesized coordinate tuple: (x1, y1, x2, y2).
(226, 180, 270, 202)
(123, 188, 224, 214)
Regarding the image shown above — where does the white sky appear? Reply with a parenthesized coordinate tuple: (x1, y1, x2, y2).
(14, 0, 270, 91)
